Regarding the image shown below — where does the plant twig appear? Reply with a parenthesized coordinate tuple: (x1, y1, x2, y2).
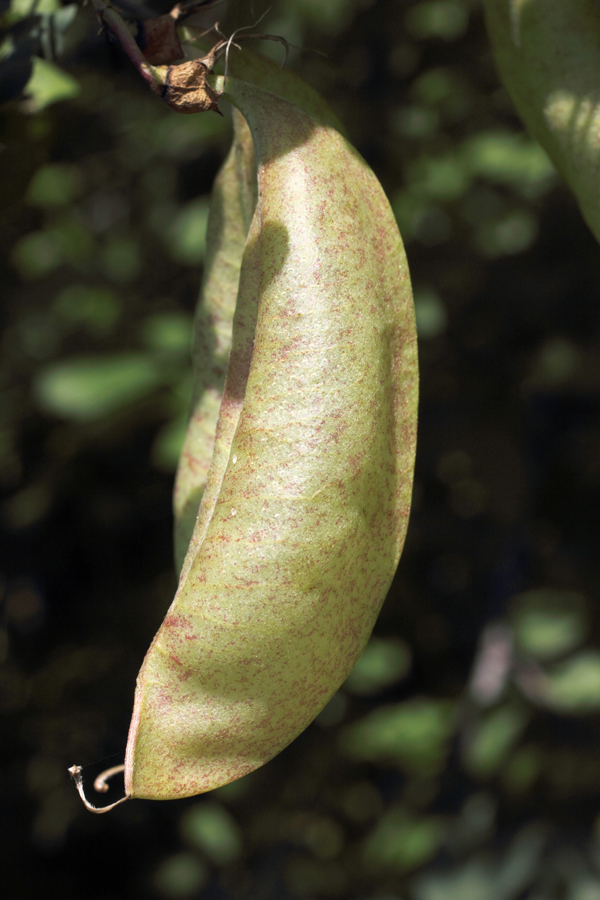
(91, 0, 165, 93)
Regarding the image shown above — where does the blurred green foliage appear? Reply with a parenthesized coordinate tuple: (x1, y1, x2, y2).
(166, 199, 210, 265)
(544, 652, 600, 714)
(341, 697, 455, 775)
(513, 589, 588, 660)
(153, 852, 209, 899)
(25, 56, 79, 110)
(462, 703, 529, 778)
(180, 801, 244, 865)
(363, 807, 443, 872)
(33, 354, 163, 420)
(344, 636, 412, 695)
(3, 1, 600, 899)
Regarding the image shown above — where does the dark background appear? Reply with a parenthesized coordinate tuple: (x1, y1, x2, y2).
(3, 1, 600, 898)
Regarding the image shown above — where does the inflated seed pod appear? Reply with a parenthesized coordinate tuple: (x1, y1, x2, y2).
(483, 0, 600, 244)
(174, 109, 256, 572)
(125, 75, 418, 800)
(174, 49, 344, 572)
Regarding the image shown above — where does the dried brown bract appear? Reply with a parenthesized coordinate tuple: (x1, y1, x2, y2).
(136, 15, 185, 66)
(158, 56, 222, 114)
(136, 0, 220, 65)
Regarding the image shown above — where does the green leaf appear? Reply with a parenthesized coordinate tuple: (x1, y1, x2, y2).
(11, 230, 64, 278)
(286, 0, 362, 31)
(153, 853, 207, 899)
(463, 130, 556, 195)
(544, 651, 600, 712)
(53, 285, 121, 335)
(412, 67, 472, 119)
(414, 859, 497, 900)
(12, 219, 94, 279)
(140, 313, 192, 356)
(340, 699, 454, 775)
(11, 0, 59, 15)
(462, 704, 529, 778)
(406, 1, 469, 42)
(33, 354, 162, 421)
(152, 413, 188, 473)
(502, 745, 541, 794)
(166, 199, 210, 265)
(23, 57, 79, 112)
(407, 152, 470, 201)
(42, 5, 78, 59)
(26, 163, 81, 207)
(414, 288, 448, 339)
(285, 858, 348, 896)
(413, 824, 546, 900)
(392, 105, 439, 139)
(527, 338, 580, 388)
(102, 236, 141, 283)
(180, 801, 243, 865)
(153, 112, 226, 158)
(343, 636, 411, 695)
(474, 209, 538, 257)
(512, 588, 587, 660)
(363, 806, 443, 872)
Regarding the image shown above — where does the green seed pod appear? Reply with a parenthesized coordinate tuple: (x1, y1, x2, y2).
(125, 74, 418, 801)
(174, 109, 256, 573)
(174, 49, 344, 573)
(483, 0, 600, 243)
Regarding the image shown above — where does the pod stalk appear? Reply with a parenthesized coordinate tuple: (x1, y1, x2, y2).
(68, 764, 129, 814)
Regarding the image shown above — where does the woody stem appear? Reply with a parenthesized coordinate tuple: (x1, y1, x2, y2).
(90, 0, 166, 92)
